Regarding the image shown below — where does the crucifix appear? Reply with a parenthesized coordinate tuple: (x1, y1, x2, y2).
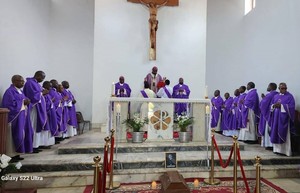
(127, 0, 179, 60)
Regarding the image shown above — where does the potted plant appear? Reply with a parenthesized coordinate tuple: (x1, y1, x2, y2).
(122, 113, 149, 143)
(174, 114, 194, 143)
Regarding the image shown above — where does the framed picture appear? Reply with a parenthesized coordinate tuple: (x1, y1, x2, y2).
(165, 152, 177, 168)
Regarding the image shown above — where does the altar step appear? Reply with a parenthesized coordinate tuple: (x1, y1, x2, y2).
(6, 165, 300, 189)
(7, 130, 300, 189)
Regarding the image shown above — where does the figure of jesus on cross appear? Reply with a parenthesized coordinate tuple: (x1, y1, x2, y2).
(127, 0, 179, 60)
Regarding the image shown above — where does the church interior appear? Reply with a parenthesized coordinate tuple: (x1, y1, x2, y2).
(1, 0, 300, 192)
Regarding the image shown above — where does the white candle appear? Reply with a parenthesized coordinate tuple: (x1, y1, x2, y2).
(194, 179, 199, 188)
(205, 105, 210, 114)
(205, 85, 208, 98)
(151, 181, 157, 189)
(111, 82, 115, 96)
(116, 103, 121, 113)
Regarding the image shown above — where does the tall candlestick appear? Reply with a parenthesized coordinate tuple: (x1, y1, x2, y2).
(205, 85, 208, 99)
(111, 82, 115, 96)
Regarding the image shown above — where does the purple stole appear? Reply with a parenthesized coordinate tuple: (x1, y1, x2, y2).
(241, 89, 260, 128)
(270, 92, 295, 144)
(221, 97, 233, 131)
(23, 77, 47, 133)
(1, 85, 32, 153)
(258, 91, 278, 136)
(141, 90, 148, 98)
(163, 87, 172, 98)
(211, 96, 224, 128)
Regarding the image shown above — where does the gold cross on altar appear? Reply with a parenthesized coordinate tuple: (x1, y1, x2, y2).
(127, 0, 179, 60)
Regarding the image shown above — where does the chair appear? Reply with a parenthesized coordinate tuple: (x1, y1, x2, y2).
(76, 111, 91, 134)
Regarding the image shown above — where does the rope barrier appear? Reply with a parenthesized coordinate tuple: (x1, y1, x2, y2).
(212, 135, 234, 168)
(237, 146, 250, 193)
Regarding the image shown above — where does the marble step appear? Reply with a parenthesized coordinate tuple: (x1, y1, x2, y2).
(19, 150, 300, 173)
(6, 165, 300, 189)
(57, 142, 244, 154)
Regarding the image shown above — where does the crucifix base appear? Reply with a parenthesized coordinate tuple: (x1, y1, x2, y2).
(150, 48, 156, 60)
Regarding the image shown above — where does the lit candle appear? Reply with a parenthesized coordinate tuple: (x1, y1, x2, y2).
(205, 105, 210, 114)
(151, 181, 157, 189)
(116, 103, 121, 113)
(194, 179, 199, 188)
(111, 82, 115, 96)
(205, 85, 208, 99)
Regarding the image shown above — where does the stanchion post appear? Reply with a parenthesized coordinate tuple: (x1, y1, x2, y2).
(106, 130, 121, 190)
(233, 135, 238, 193)
(204, 129, 221, 185)
(93, 156, 101, 193)
(255, 156, 261, 193)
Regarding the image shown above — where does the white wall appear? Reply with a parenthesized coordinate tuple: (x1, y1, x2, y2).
(206, 0, 300, 109)
(0, 0, 50, 99)
(93, 0, 207, 124)
(48, 0, 94, 121)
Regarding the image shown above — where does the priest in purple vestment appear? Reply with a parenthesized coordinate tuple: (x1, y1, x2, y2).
(2, 75, 32, 159)
(115, 76, 131, 97)
(221, 92, 233, 136)
(210, 90, 224, 132)
(229, 89, 241, 137)
(237, 86, 247, 129)
(258, 83, 278, 149)
(238, 82, 260, 143)
(269, 83, 295, 156)
(23, 71, 47, 153)
(62, 81, 78, 137)
(144, 66, 163, 93)
(50, 79, 64, 143)
(172, 78, 191, 115)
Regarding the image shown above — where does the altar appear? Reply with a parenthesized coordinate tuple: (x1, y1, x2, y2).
(108, 97, 210, 143)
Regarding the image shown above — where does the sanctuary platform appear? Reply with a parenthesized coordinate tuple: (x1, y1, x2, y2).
(5, 129, 300, 190)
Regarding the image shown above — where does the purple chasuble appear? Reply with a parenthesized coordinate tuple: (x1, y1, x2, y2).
(23, 77, 47, 133)
(49, 88, 64, 134)
(211, 96, 224, 128)
(1, 85, 33, 153)
(241, 89, 260, 128)
(237, 93, 246, 128)
(115, 83, 131, 97)
(270, 92, 295, 144)
(258, 91, 278, 136)
(221, 97, 233, 131)
(64, 89, 77, 127)
(44, 94, 58, 136)
(172, 84, 190, 115)
(230, 96, 240, 130)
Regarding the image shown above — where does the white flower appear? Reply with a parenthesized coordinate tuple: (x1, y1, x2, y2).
(0, 154, 11, 167)
(15, 162, 22, 170)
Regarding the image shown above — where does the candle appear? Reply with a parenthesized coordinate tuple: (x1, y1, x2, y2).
(111, 82, 115, 96)
(151, 181, 157, 189)
(205, 105, 210, 114)
(116, 103, 121, 113)
(194, 179, 199, 188)
(205, 85, 208, 99)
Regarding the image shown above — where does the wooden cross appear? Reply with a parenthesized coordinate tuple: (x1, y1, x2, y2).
(127, 0, 179, 60)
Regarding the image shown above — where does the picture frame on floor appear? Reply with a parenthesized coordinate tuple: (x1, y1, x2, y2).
(165, 152, 177, 168)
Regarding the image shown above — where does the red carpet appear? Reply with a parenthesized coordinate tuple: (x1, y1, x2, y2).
(83, 178, 287, 193)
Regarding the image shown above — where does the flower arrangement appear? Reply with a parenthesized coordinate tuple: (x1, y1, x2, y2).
(0, 154, 22, 187)
(122, 113, 149, 132)
(174, 114, 194, 132)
